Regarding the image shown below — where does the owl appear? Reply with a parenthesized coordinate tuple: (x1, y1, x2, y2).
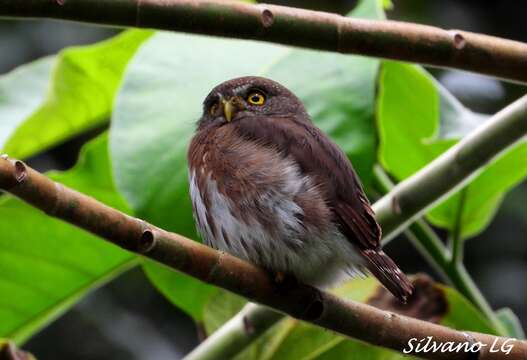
(188, 76, 413, 302)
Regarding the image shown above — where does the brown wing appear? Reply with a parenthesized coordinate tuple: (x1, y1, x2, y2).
(234, 114, 413, 302)
(233, 114, 380, 248)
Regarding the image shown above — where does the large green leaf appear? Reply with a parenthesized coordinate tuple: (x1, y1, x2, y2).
(0, 30, 151, 159)
(0, 134, 136, 344)
(111, 0, 381, 321)
(0, 57, 55, 152)
(377, 61, 527, 238)
(231, 277, 496, 360)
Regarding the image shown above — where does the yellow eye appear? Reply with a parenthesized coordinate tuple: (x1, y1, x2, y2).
(247, 92, 265, 105)
(209, 102, 218, 115)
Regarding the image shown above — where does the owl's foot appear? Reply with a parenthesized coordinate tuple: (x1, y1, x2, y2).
(274, 271, 286, 284)
(271, 271, 298, 294)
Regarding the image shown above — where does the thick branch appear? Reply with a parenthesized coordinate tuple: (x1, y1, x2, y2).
(1, 0, 527, 83)
(0, 160, 526, 359)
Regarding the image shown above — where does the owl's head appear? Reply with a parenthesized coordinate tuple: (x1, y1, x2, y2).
(198, 76, 306, 129)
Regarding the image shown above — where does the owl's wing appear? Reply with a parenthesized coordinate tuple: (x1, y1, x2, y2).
(233, 114, 380, 249)
(234, 115, 413, 302)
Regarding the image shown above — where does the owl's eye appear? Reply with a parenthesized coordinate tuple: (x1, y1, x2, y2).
(209, 102, 218, 115)
(247, 92, 266, 106)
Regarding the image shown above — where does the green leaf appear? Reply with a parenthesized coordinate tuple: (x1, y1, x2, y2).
(382, 0, 394, 10)
(142, 260, 216, 321)
(111, 0, 381, 321)
(377, 61, 527, 238)
(235, 278, 495, 360)
(0, 30, 151, 159)
(202, 290, 247, 334)
(0, 134, 136, 344)
(0, 57, 55, 152)
(440, 286, 497, 334)
(496, 308, 526, 339)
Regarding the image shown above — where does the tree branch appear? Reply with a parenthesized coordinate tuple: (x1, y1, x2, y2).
(374, 94, 527, 240)
(0, 156, 526, 359)
(183, 94, 527, 359)
(188, 303, 282, 360)
(1, 0, 527, 83)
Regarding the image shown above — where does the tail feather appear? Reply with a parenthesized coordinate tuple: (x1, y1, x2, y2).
(361, 249, 413, 303)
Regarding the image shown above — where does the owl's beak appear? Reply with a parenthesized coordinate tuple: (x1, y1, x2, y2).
(221, 98, 235, 122)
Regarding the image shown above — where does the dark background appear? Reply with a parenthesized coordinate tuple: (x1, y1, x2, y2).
(1, 0, 526, 358)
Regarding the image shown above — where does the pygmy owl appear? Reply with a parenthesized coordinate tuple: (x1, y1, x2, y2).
(188, 77, 413, 302)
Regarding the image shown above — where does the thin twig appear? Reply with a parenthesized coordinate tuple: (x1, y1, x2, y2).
(450, 188, 468, 264)
(1, 0, 527, 83)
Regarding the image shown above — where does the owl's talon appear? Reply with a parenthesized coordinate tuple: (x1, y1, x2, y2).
(274, 271, 286, 284)
(271, 271, 297, 295)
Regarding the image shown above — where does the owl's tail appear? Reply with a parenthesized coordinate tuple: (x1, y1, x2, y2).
(361, 249, 414, 303)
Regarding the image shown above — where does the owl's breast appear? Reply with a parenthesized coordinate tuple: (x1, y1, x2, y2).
(187, 125, 334, 271)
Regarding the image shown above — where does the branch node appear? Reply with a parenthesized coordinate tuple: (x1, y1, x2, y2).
(14, 161, 28, 184)
(385, 312, 396, 321)
(242, 315, 255, 335)
(302, 291, 324, 321)
(260, 8, 274, 28)
(451, 31, 466, 50)
(138, 228, 156, 253)
(391, 196, 402, 215)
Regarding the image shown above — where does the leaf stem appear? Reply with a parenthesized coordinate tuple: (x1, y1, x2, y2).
(449, 188, 468, 264)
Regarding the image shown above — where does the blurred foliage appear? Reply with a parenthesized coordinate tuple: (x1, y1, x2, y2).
(0, 0, 525, 358)
(496, 308, 526, 339)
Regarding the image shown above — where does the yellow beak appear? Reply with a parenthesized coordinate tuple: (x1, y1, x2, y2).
(222, 98, 235, 122)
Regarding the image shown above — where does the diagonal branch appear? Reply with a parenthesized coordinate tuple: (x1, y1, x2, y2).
(373, 94, 527, 238)
(0, 157, 525, 360)
(184, 95, 527, 359)
(1, 96, 527, 359)
(1, 0, 527, 83)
